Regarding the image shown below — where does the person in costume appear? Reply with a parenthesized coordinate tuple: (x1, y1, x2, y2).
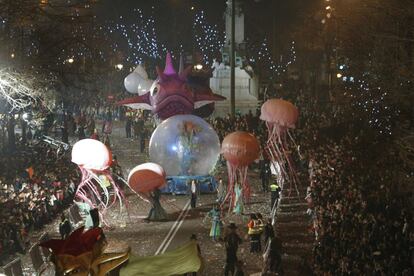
(233, 182, 243, 215)
(205, 205, 223, 241)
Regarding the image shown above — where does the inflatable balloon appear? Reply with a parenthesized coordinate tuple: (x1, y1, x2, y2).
(118, 53, 226, 119)
(128, 163, 166, 193)
(260, 99, 299, 128)
(124, 72, 153, 95)
(222, 131, 260, 167)
(260, 99, 299, 196)
(133, 64, 149, 79)
(124, 72, 141, 93)
(149, 114, 220, 176)
(72, 139, 126, 225)
(221, 132, 260, 210)
(72, 139, 111, 171)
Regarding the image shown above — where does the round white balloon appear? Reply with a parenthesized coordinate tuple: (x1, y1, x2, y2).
(133, 64, 149, 79)
(124, 72, 153, 95)
(124, 72, 141, 93)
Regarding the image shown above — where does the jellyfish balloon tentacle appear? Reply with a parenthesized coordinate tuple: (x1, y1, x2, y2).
(71, 139, 128, 226)
(260, 99, 300, 197)
(221, 131, 260, 213)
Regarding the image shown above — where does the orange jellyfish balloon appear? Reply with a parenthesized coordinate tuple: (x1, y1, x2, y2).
(221, 131, 260, 210)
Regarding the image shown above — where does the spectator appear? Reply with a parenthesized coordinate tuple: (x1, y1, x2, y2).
(223, 223, 242, 276)
(59, 214, 72, 239)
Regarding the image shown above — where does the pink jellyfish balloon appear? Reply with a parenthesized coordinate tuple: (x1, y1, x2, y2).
(72, 139, 126, 225)
(260, 99, 299, 195)
(221, 131, 260, 211)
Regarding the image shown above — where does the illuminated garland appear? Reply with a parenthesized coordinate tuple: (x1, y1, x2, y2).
(103, 8, 166, 64)
(193, 10, 224, 64)
(249, 38, 296, 79)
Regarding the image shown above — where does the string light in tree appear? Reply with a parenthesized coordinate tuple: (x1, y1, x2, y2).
(104, 8, 166, 65)
(249, 38, 296, 79)
(340, 66, 397, 135)
(193, 10, 224, 64)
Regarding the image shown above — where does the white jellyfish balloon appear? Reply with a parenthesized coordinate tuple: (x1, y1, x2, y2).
(149, 114, 220, 176)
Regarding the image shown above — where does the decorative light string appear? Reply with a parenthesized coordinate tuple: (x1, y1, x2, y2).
(193, 10, 224, 64)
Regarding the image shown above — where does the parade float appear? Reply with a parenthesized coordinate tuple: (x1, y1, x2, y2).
(118, 53, 225, 194)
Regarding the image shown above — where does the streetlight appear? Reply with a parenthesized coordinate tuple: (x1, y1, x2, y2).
(194, 64, 203, 71)
(336, 73, 343, 78)
(67, 58, 74, 64)
(115, 64, 123, 70)
(10, 53, 15, 58)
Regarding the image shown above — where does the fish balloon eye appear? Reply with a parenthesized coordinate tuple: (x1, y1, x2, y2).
(151, 86, 159, 96)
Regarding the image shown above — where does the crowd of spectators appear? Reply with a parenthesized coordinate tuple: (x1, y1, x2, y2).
(300, 101, 413, 274)
(0, 142, 79, 265)
(306, 136, 413, 274)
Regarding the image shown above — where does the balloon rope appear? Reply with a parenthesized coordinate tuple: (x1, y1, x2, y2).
(287, 129, 301, 158)
(83, 178, 101, 207)
(111, 173, 129, 208)
(115, 174, 151, 203)
(160, 197, 181, 212)
(275, 129, 292, 197)
(75, 167, 91, 200)
(271, 130, 288, 178)
(241, 166, 250, 203)
(228, 165, 236, 213)
(75, 189, 94, 208)
(271, 141, 288, 190)
(77, 172, 97, 206)
(105, 172, 125, 214)
(265, 128, 289, 189)
(276, 130, 299, 197)
(89, 171, 111, 208)
(221, 162, 235, 214)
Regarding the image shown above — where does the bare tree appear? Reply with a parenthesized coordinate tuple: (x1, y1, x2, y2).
(0, 69, 52, 111)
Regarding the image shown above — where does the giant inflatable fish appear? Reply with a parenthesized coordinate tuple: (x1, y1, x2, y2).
(118, 53, 226, 120)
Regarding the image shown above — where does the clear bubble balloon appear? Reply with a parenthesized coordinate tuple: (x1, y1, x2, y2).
(149, 114, 220, 176)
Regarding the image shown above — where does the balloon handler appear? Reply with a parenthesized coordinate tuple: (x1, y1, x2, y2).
(146, 189, 168, 221)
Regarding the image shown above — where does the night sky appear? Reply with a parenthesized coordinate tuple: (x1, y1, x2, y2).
(96, 0, 314, 54)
